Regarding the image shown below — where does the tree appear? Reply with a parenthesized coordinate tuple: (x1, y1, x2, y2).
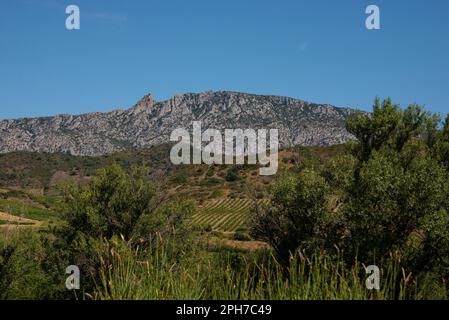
(55, 163, 195, 293)
(60, 163, 195, 244)
(342, 99, 449, 274)
(61, 163, 160, 241)
(433, 115, 449, 171)
(346, 97, 401, 162)
(251, 169, 330, 263)
(252, 98, 449, 281)
(342, 149, 449, 265)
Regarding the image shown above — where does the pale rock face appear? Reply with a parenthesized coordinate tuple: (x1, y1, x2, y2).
(0, 91, 358, 156)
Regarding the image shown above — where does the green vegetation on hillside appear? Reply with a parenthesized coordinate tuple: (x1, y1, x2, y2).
(0, 98, 448, 300)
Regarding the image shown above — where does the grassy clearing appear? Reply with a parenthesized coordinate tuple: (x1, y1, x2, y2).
(0, 198, 59, 222)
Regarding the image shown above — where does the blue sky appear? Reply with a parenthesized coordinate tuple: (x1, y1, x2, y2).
(0, 0, 448, 119)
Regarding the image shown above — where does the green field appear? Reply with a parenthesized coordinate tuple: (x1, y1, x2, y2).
(192, 198, 269, 232)
(0, 220, 34, 226)
(0, 197, 59, 223)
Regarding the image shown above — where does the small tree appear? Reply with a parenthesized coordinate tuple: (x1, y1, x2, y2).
(55, 163, 195, 292)
(252, 98, 449, 282)
(346, 97, 401, 162)
(61, 163, 161, 241)
(433, 115, 449, 171)
(342, 99, 449, 275)
(251, 169, 330, 263)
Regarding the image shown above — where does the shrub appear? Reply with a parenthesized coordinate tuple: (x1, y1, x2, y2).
(55, 163, 195, 293)
(252, 98, 449, 282)
(251, 169, 331, 263)
(0, 231, 66, 299)
(233, 231, 252, 241)
(225, 167, 240, 182)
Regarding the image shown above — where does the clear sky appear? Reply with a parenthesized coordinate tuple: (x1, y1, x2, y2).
(1, 0, 448, 119)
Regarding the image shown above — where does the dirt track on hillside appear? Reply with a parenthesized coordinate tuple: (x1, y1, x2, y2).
(208, 237, 270, 251)
(0, 211, 42, 229)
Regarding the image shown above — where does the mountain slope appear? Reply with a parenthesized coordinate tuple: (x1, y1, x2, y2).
(0, 91, 357, 156)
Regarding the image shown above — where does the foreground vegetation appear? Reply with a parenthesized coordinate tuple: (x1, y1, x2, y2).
(94, 238, 419, 300)
(1, 98, 449, 300)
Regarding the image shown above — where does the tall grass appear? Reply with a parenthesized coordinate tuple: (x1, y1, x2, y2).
(93, 238, 435, 300)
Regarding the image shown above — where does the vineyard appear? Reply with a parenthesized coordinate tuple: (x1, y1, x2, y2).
(192, 198, 269, 232)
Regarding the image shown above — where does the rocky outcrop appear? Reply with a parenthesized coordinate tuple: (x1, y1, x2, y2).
(0, 91, 358, 156)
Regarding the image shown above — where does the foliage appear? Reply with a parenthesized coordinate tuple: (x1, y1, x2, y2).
(1, 98, 448, 300)
(251, 169, 331, 263)
(93, 237, 447, 300)
(0, 230, 66, 299)
(225, 167, 240, 182)
(59, 163, 193, 244)
(51, 163, 195, 294)
(252, 98, 449, 289)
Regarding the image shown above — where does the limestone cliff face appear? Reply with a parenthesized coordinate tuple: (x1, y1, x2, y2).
(0, 91, 357, 156)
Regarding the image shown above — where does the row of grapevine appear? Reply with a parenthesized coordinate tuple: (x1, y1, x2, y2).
(192, 198, 269, 232)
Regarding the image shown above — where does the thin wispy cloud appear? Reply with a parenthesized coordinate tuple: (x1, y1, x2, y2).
(299, 42, 309, 52)
(87, 12, 128, 23)
(17, 0, 65, 10)
(17, 0, 127, 24)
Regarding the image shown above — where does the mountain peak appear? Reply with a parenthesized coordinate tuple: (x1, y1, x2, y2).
(0, 91, 358, 156)
(132, 94, 154, 112)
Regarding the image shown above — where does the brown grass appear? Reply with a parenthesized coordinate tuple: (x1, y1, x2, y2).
(0, 211, 43, 229)
(208, 237, 270, 251)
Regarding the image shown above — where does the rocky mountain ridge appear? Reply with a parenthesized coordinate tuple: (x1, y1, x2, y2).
(0, 91, 358, 156)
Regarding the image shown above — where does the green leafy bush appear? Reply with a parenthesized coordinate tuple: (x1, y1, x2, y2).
(252, 98, 449, 286)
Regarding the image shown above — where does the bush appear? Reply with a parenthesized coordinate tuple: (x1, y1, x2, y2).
(60, 164, 160, 241)
(199, 223, 213, 233)
(252, 98, 449, 282)
(233, 231, 252, 241)
(251, 169, 331, 263)
(0, 231, 66, 299)
(55, 163, 195, 293)
(206, 168, 215, 177)
(225, 167, 240, 182)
